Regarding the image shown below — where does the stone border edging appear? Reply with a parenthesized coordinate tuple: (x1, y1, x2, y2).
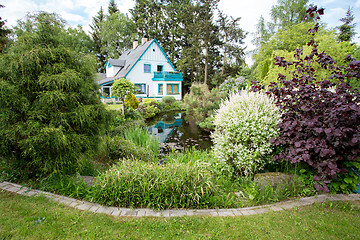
(1, 181, 359, 217)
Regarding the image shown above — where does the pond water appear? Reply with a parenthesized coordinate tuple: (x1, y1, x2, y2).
(146, 112, 213, 151)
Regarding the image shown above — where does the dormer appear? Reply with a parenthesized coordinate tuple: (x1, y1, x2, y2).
(105, 59, 126, 78)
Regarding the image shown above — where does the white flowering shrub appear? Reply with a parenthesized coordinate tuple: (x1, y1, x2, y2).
(211, 90, 282, 176)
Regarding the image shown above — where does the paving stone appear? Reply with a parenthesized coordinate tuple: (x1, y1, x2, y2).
(95, 206, 108, 214)
(270, 206, 283, 211)
(240, 210, 257, 215)
(232, 210, 243, 216)
(1, 181, 358, 218)
(24, 191, 38, 197)
(217, 211, 234, 217)
(15, 188, 30, 195)
(76, 203, 92, 211)
(101, 207, 115, 215)
(253, 208, 270, 214)
(111, 209, 122, 216)
(185, 210, 195, 216)
(145, 210, 162, 217)
(161, 210, 170, 217)
(280, 204, 294, 210)
(136, 209, 147, 217)
(88, 205, 100, 213)
(193, 209, 217, 216)
(169, 210, 187, 217)
(69, 201, 80, 208)
(124, 210, 138, 216)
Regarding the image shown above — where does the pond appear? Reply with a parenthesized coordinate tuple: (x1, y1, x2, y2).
(146, 111, 213, 151)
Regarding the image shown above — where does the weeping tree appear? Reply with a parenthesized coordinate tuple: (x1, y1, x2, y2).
(0, 12, 106, 176)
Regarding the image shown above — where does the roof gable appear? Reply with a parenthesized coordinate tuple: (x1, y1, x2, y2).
(99, 39, 177, 86)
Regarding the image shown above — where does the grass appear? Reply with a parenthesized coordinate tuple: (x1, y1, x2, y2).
(104, 103, 123, 111)
(123, 126, 159, 155)
(0, 190, 359, 239)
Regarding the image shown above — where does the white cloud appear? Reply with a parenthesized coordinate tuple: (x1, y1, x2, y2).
(356, 0, 360, 7)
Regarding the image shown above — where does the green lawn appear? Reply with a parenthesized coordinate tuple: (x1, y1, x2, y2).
(104, 104, 123, 111)
(0, 190, 359, 239)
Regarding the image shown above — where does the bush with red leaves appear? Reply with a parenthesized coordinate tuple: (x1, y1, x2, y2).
(252, 6, 360, 192)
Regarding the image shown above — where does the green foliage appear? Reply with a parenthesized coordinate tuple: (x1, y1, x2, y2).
(183, 83, 224, 129)
(101, 136, 155, 163)
(111, 78, 136, 115)
(337, 7, 356, 42)
(100, 12, 136, 59)
(253, 22, 358, 84)
(0, 5, 11, 53)
(92, 159, 216, 209)
(124, 92, 139, 109)
(0, 12, 106, 176)
(138, 98, 161, 119)
(111, 78, 136, 101)
(161, 96, 176, 105)
(123, 126, 159, 156)
(212, 91, 282, 177)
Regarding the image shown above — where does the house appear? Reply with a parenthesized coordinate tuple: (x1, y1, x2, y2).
(97, 38, 183, 102)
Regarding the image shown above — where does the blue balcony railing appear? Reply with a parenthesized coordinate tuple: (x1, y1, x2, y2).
(152, 72, 183, 81)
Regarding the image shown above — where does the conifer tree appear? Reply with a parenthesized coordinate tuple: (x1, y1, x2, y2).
(90, 7, 106, 72)
(338, 7, 356, 42)
(0, 5, 11, 52)
(108, 0, 119, 15)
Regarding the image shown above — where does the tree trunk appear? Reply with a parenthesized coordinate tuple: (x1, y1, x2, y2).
(221, 35, 227, 76)
(204, 44, 208, 85)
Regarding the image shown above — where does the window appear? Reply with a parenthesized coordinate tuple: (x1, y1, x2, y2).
(157, 65, 163, 72)
(135, 84, 146, 94)
(167, 84, 179, 95)
(102, 87, 110, 98)
(158, 84, 163, 95)
(144, 64, 151, 73)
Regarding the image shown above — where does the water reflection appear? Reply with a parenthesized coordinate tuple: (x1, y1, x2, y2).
(148, 113, 183, 143)
(146, 112, 212, 150)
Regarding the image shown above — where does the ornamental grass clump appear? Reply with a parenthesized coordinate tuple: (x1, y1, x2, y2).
(212, 90, 282, 177)
(92, 159, 215, 209)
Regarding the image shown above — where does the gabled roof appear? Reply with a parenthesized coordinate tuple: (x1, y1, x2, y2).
(98, 39, 176, 86)
(106, 59, 126, 68)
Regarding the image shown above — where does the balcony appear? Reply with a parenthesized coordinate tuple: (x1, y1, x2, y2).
(152, 72, 183, 81)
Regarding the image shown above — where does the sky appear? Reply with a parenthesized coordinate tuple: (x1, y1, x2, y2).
(1, 0, 360, 65)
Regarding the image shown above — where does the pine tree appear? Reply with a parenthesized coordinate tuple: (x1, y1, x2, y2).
(338, 7, 356, 42)
(90, 7, 106, 72)
(108, 0, 119, 15)
(0, 5, 11, 52)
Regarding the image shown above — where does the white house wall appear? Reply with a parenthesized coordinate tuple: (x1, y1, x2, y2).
(126, 41, 181, 100)
(106, 65, 120, 78)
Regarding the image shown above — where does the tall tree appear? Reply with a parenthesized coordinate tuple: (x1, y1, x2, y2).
(217, 11, 247, 76)
(64, 25, 95, 54)
(338, 7, 356, 42)
(100, 12, 136, 59)
(252, 16, 275, 49)
(130, 0, 164, 40)
(90, 7, 106, 72)
(0, 5, 11, 53)
(270, 0, 310, 29)
(108, 0, 119, 15)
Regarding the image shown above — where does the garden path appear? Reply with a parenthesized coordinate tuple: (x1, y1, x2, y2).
(1, 181, 359, 217)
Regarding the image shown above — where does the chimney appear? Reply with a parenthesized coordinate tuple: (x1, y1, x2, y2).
(133, 40, 138, 49)
(141, 37, 148, 45)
